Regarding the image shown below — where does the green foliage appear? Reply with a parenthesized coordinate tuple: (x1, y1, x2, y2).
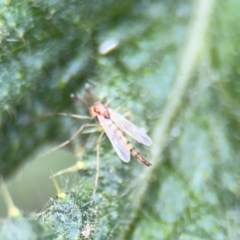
(0, 0, 240, 239)
(0, 216, 38, 240)
(42, 193, 97, 240)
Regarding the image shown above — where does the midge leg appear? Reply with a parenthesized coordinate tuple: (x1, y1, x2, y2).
(55, 112, 92, 120)
(92, 131, 105, 202)
(41, 123, 98, 157)
(51, 161, 85, 177)
(122, 111, 133, 120)
(49, 127, 103, 177)
(43, 112, 92, 120)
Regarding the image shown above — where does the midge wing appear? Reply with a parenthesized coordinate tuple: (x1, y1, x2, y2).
(98, 115, 131, 162)
(109, 109, 152, 146)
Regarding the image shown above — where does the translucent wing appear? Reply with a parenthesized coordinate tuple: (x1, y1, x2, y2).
(97, 115, 131, 162)
(109, 109, 152, 146)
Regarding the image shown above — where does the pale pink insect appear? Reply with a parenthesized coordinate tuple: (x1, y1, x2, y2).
(89, 102, 152, 166)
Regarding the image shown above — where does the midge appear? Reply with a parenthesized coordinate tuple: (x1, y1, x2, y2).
(47, 95, 152, 167)
(89, 102, 152, 166)
(45, 87, 152, 198)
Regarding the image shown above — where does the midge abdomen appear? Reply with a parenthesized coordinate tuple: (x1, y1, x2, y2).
(130, 147, 152, 166)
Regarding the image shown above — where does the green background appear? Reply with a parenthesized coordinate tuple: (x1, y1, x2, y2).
(0, 0, 239, 239)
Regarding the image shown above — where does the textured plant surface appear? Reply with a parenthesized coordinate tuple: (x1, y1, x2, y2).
(0, 0, 240, 239)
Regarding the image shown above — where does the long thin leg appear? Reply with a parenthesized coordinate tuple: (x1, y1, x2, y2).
(51, 161, 85, 177)
(104, 99, 111, 107)
(41, 123, 98, 157)
(55, 113, 93, 120)
(92, 131, 105, 202)
(42, 113, 92, 120)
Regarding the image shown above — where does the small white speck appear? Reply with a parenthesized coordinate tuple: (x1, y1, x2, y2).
(99, 37, 119, 55)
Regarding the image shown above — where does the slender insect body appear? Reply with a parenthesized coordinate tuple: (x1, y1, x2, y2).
(89, 102, 152, 166)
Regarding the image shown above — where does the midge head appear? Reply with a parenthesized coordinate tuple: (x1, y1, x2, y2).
(70, 83, 113, 118)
